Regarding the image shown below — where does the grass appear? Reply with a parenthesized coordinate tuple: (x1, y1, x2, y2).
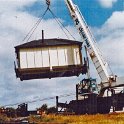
(28, 112, 124, 124)
(0, 114, 10, 123)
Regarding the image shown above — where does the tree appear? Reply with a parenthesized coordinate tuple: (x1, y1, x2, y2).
(37, 104, 48, 115)
(38, 104, 57, 114)
(47, 107, 57, 114)
(40, 104, 48, 111)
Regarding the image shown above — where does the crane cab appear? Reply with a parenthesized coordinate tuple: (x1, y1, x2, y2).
(77, 78, 98, 96)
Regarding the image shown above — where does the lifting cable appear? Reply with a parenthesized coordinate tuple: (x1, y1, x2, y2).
(22, 8, 49, 43)
(1, 93, 75, 108)
(22, 1, 76, 43)
(48, 8, 76, 40)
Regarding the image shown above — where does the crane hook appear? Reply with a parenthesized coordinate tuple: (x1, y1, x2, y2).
(46, 0, 50, 8)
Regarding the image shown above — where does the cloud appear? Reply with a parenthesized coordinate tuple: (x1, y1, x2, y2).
(102, 11, 124, 31)
(98, 0, 117, 8)
(0, 0, 38, 13)
(94, 11, 124, 76)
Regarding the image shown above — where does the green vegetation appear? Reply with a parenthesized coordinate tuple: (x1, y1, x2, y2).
(37, 104, 57, 114)
(29, 112, 124, 124)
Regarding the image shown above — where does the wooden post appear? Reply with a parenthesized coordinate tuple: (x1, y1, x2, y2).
(56, 96, 58, 113)
(76, 84, 78, 100)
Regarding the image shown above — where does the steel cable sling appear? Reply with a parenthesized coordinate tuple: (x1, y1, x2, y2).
(22, 8, 49, 43)
(45, 0, 73, 40)
(48, 8, 76, 40)
(22, 1, 76, 43)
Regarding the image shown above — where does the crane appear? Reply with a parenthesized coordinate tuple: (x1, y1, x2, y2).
(45, 0, 124, 114)
(64, 0, 124, 94)
(45, 0, 124, 95)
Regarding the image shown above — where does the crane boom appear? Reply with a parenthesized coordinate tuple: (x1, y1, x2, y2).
(44, 0, 124, 92)
(65, 0, 117, 88)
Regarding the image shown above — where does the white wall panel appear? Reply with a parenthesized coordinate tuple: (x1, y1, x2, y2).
(34, 50, 42, 68)
(20, 51, 27, 68)
(49, 47, 58, 67)
(65, 46, 74, 65)
(73, 46, 81, 65)
(76, 48, 81, 64)
(27, 51, 35, 68)
(42, 48, 50, 67)
(19, 45, 82, 69)
(57, 47, 66, 66)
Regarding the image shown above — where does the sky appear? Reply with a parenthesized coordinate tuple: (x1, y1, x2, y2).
(0, 0, 124, 110)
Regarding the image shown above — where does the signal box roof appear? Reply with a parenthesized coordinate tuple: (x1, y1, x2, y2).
(15, 38, 82, 50)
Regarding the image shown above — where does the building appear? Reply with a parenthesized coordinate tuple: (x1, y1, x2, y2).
(14, 38, 87, 81)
